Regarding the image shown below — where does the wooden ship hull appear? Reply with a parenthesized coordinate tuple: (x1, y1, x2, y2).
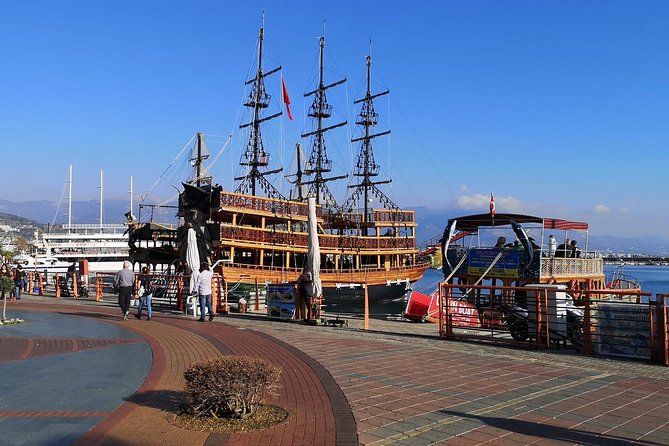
(211, 190, 430, 303)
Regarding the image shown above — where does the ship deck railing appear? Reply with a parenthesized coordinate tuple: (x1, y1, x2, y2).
(220, 226, 417, 251)
(540, 256, 604, 279)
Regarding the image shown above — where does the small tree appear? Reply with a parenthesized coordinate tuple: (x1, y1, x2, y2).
(183, 356, 281, 420)
(1, 275, 15, 321)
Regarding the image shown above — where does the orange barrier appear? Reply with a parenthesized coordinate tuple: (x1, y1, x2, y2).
(96, 276, 103, 301)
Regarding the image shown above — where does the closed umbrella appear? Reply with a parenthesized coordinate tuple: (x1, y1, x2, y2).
(186, 227, 200, 294)
(306, 197, 322, 304)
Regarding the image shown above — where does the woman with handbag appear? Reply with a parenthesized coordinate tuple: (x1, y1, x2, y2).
(135, 266, 153, 321)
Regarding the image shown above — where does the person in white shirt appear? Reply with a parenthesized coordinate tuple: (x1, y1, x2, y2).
(548, 235, 557, 258)
(195, 262, 214, 321)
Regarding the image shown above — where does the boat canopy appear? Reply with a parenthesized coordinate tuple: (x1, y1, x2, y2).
(446, 213, 588, 232)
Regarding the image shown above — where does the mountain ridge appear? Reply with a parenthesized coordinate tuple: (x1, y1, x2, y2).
(1, 199, 668, 255)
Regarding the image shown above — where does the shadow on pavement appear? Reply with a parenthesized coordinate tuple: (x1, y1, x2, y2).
(127, 389, 184, 414)
(439, 409, 664, 446)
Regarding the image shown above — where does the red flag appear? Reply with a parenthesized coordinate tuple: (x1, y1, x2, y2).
(490, 192, 496, 216)
(282, 77, 293, 121)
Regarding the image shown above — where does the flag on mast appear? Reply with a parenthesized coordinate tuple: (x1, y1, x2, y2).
(490, 192, 496, 225)
(282, 77, 293, 121)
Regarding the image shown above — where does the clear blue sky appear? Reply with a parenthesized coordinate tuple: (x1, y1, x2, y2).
(1, 1, 667, 238)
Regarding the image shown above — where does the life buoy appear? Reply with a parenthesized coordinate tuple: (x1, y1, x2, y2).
(607, 279, 620, 289)
(569, 279, 581, 299)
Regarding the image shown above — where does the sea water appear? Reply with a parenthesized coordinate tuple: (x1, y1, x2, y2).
(333, 265, 669, 318)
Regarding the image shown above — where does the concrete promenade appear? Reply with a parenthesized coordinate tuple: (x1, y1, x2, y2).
(1, 294, 669, 445)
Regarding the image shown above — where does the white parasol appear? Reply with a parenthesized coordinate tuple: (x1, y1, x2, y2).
(306, 197, 322, 299)
(186, 227, 200, 295)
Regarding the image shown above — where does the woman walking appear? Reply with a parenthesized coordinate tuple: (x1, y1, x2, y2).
(135, 266, 153, 321)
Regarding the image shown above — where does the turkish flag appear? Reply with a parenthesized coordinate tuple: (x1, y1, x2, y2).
(490, 192, 496, 216)
(282, 77, 293, 121)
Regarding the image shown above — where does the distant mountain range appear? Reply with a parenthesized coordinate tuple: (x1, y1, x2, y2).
(0, 198, 130, 226)
(1, 199, 668, 255)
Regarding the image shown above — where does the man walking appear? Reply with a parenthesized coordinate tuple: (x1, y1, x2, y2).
(195, 262, 214, 322)
(114, 261, 135, 320)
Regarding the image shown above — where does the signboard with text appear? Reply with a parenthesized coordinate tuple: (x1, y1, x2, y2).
(266, 284, 296, 320)
(467, 249, 520, 278)
(594, 303, 651, 359)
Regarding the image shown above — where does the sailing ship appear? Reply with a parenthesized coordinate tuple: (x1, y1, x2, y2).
(128, 26, 429, 303)
(30, 166, 129, 273)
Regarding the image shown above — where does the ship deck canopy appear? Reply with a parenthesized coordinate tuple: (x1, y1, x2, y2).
(447, 213, 588, 232)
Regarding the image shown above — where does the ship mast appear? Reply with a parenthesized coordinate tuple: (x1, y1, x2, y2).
(286, 143, 307, 201)
(235, 26, 284, 199)
(98, 170, 104, 227)
(301, 35, 347, 208)
(67, 164, 72, 234)
(343, 50, 398, 235)
(188, 132, 211, 187)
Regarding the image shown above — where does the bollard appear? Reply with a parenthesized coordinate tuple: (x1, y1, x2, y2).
(28, 272, 34, 295)
(55, 273, 61, 298)
(38, 273, 44, 296)
(254, 278, 259, 311)
(96, 276, 103, 301)
(363, 284, 369, 330)
(72, 276, 78, 299)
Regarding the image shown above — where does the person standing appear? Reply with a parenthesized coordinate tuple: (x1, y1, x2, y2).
(14, 265, 25, 300)
(135, 266, 153, 321)
(113, 261, 135, 320)
(548, 235, 557, 258)
(67, 262, 77, 289)
(195, 262, 214, 322)
(569, 240, 581, 258)
(0, 264, 9, 301)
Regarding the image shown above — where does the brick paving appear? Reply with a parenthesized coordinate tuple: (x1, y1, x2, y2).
(2, 296, 669, 445)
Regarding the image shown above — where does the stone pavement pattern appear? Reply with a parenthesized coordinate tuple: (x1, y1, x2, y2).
(2, 297, 669, 445)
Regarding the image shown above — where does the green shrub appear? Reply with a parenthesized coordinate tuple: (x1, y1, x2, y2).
(183, 355, 281, 420)
(0, 276, 13, 295)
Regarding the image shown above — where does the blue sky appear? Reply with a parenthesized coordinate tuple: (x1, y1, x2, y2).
(1, 1, 667, 238)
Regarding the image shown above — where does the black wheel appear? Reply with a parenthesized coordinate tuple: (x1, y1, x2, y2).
(567, 320, 583, 344)
(509, 319, 529, 341)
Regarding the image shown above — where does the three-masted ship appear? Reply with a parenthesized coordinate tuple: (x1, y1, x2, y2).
(131, 26, 430, 303)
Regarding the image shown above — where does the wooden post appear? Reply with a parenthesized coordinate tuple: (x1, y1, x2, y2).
(177, 276, 184, 312)
(664, 306, 669, 366)
(212, 275, 219, 314)
(254, 278, 260, 311)
(582, 289, 592, 355)
(55, 273, 61, 298)
(224, 280, 229, 313)
(363, 284, 369, 330)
